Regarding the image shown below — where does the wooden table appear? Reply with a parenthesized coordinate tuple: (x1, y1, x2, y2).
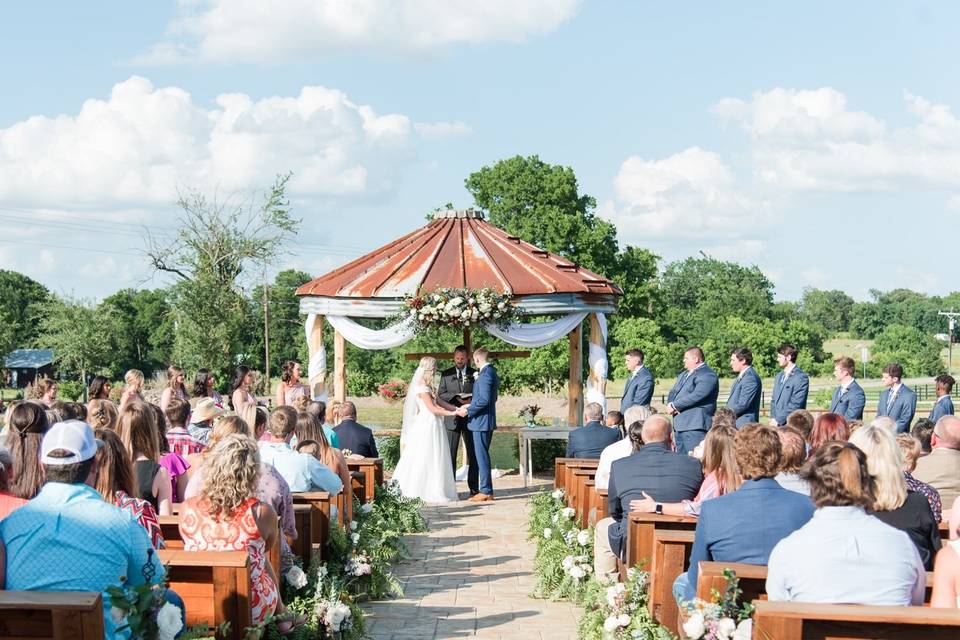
(518, 426, 575, 486)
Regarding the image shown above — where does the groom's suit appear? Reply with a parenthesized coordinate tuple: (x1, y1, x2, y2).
(438, 365, 478, 495)
(466, 364, 499, 497)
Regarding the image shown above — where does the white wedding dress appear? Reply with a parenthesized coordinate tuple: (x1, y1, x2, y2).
(392, 384, 459, 503)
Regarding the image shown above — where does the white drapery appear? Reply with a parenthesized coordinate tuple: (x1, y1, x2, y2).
(325, 315, 416, 350)
(585, 313, 608, 411)
(304, 314, 328, 401)
(483, 312, 588, 347)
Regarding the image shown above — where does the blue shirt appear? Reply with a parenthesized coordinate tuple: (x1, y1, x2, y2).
(322, 424, 340, 448)
(0, 482, 165, 639)
(258, 441, 343, 494)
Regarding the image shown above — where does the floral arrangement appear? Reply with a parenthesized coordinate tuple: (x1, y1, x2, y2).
(401, 287, 517, 333)
(576, 568, 675, 640)
(527, 488, 595, 602)
(518, 404, 542, 425)
(679, 568, 753, 640)
(377, 380, 407, 402)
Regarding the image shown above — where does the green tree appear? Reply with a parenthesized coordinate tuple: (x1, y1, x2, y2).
(609, 317, 679, 380)
(101, 288, 174, 376)
(871, 324, 944, 376)
(0, 270, 50, 358)
(251, 269, 314, 375)
(800, 288, 855, 333)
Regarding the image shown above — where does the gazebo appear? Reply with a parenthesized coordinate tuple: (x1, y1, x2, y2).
(295, 209, 622, 426)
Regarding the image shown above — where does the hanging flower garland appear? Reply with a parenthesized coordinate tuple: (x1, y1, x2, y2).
(401, 287, 518, 335)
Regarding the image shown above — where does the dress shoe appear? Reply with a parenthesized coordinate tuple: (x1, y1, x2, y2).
(468, 493, 493, 502)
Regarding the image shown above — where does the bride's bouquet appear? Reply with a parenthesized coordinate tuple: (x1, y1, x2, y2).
(377, 380, 407, 402)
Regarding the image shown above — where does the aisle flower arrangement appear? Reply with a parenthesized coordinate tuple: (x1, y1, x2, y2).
(527, 488, 595, 602)
(677, 569, 753, 640)
(576, 568, 675, 640)
(401, 287, 517, 333)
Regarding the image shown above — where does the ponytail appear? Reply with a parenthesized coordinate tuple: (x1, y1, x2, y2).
(837, 446, 864, 500)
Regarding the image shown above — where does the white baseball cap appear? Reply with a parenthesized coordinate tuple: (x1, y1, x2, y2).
(40, 420, 103, 466)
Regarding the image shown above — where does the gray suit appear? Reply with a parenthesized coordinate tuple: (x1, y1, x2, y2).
(667, 364, 719, 453)
(726, 367, 762, 427)
(437, 365, 477, 494)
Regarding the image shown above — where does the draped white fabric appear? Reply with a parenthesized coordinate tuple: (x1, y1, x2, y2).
(325, 315, 417, 350)
(483, 312, 589, 347)
(304, 313, 328, 401)
(585, 313, 608, 410)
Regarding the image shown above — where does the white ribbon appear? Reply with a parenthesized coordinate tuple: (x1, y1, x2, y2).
(585, 313, 608, 410)
(304, 314, 328, 401)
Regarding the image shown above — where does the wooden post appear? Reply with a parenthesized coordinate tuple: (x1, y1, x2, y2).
(463, 328, 472, 355)
(306, 314, 326, 399)
(587, 313, 607, 405)
(334, 330, 346, 402)
(567, 321, 583, 427)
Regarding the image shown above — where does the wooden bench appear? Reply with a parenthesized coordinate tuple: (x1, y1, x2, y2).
(571, 467, 597, 526)
(290, 503, 313, 566)
(751, 600, 960, 639)
(350, 471, 367, 506)
(292, 492, 332, 561)
(624, 512, 698, 573)
(159, 549, 251, 640)
(940, 520, 952, 541)
(346, 458, 383, 504)
(564, 460, 598, 508)
(648, 530, 695, 636)
(158, 515, 281, 577)
(0, 592, 104, 639)
(554, 458, 575, 490)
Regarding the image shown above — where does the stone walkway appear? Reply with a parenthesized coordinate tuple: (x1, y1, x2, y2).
(362, 475, 582, 639)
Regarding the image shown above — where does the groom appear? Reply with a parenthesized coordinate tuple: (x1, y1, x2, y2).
(457, 347, 498, 502)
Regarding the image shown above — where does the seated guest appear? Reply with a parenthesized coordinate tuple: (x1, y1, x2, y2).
(165, 397, 205, 457)
(94, 428, 164, 549)
(850, 425, 941, 569)
(806, 412, 849, 457)
(0, 449, 27, 521)
(785, 409, 814, 442)
(931, 374, 956, 422)
(187, 397, 224, 446)
(4, 402, 48, 502)
(148, 403, 190, 504)
(296, 412, 351, 492)
(180, 434, 300, 631)
(606, 410, 624, 437)
(593, 415, 703, 583)
(59, 402, 87, 421)
(775, 428, 810, 496)
(567, 403, 621, 459)
(870, 416, 897, 432)
(119, 402, 173, 515)
(241, 404, 269, 440)
(915, 416, 960, 507)
(931, 525, 960, 607)
(912, 418, 935, 455)
(260, 406, 343, 494)
(897, 433, 942, 522)
(630, 423, 741, 517)
(333, 402, 378, 458)
(87, 398, 118, 431)
(306, 401, 340, 448)
(595, 406, 650, 491)
(0, 420, 168, 638)
(674, 424, 814, 602)
(766, 442, 926, 605)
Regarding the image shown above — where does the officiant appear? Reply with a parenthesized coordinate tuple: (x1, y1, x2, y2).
(438, 345, 479, 496)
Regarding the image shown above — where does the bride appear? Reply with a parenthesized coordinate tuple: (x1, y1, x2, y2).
(392, 356, 460, 503)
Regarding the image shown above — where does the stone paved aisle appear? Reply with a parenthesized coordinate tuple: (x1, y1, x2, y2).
(362, 475, 582, 640)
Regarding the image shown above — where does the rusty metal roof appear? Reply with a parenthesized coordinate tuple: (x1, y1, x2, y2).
(295, 210, 623, 301)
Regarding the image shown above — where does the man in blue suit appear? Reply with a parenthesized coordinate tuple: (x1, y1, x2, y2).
(829, 356, 866, 421)
(770, 344, 809, 426)
(621, 348, 654, 413)
(673, 423, 815, 603)
(667, 347, 719, 454)
(930, 375, 956, 422)
(567, 402, 621, 458)
(877, 362, 917, 434)
(725, 347, 761, 428)
(460, 347, 498, 502)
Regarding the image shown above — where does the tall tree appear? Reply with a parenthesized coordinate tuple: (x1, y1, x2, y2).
(35, 296, 123, 387)
(251, 269, 314, 374)
(800, 288, 855, 333)
(0, 270, 50, 358)
(101, 288, 174, 376)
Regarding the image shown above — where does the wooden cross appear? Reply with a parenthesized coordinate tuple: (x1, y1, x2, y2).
(402, 328, 530, 361)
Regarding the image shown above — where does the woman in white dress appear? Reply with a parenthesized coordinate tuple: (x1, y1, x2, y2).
(392, 357, 461, 503)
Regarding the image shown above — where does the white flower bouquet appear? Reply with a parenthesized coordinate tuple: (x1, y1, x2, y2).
(401, 287, 517, 334)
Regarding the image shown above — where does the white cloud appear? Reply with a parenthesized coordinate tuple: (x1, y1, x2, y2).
(0, 76, 463, 211)
(137, 0, 581, 64)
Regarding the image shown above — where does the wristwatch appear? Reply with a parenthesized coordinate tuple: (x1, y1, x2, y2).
(654, 503, 663, 515)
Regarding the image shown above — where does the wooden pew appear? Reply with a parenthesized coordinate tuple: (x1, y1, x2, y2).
(159, 549, 251, 640)
(292, 492, 332, 561)
(290, 503, 313, 567)
(624, 513, 698, 572)
(158, 515, 281, 578)
(346, 458, 383, 504)
(751, 600, 960, 639)
(562, 459, 598, 511)
(939, 520, 952, 541)
(583, 479, 598, 526)
(554, 457, 580, 490)
(350, 471, 367, 506)
(648, 530, 695, 636)
(0, 592, 104, 639)
(571, 467, 597, 526)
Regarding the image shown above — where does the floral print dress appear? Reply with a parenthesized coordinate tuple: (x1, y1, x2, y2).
(179, 496, 278, 624)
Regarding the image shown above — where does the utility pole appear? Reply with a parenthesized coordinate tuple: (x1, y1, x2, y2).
(262, 273, 271, 386)
(939, 310, 959, 376)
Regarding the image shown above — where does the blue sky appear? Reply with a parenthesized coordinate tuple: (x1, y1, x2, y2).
(1, 1, 958, 301)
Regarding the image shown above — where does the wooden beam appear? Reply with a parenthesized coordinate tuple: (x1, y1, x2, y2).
(567, 320, 583, 427)
(334, 330, 346, 402)
(307, 314, 326, 399)
(403, 350, 530, 361)
(463, 328, 472, 355)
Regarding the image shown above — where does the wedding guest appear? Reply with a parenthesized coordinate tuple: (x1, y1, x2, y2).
(60, 402, 87, 421)
(165, 397, 205, 457)
(877, 363, 917, 433)
(850, 424, 940, 569)
(0, 420, 168, 639)
(848, 419, 865, 435)
(897, 433, 942, 522)
(711, 408, 736, 431)
(915, 416, 960, 507)
(606, 410, 624, 437)
(829, 356, 865, 421)
(630, 423, 741, 517)
(148, 403, 190, 504)
(567, 403, 621, 459)
(620, 348, 654, 413)
(192, 368, 223, 407)
(593, 415, 703, 583)
(870, 416, 897, 432)
(334, 402, 378, 458)
(931, 375, 956, 422)
(119, 369, 145, 412)
(187, 398, 224, 446)
(325, 401, 342, 428)
(675, 423, 814, 602)
(0, 449, 27, 520)
(260, 406, 343, 494)
(295, 412, 351, 492)
(159, 365, 189, 416)
(770, 344, 809, 427)
(305, 401, 340, 448)
(87, 398, 119, 431)
(87, 375, 112, 402)
(785, 409, 814, 442)
(230, 365, 258, 414)
(775, 428, 810, 496)
(94, 428, 164, 549)
(36, 379, 58, 408)
(5, 402, 48, 499)
(807, 412, 849, 456)
(726, 347, 762, 427)
(118, 402, 172, 515)
(595, 406, 651, 491)
(276, 361, 309, 408)
(768, 442, 925, 605)
(912, 418, 935, 454)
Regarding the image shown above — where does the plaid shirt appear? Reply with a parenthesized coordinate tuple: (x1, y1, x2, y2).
(167, 428, 205, 457)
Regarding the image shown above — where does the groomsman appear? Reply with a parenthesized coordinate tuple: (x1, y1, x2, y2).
(725, 347, 761, 427)
(769, 344, 809, 427)
(621, 349, 654, 413)
(667, 346, 719, 454)
(829, 356, 865, 421)
(930, 375, 956, 422)
(437, 345, 478, 496)
(877, 363, 917, 434)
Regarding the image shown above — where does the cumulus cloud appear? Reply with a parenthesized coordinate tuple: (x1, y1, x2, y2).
(137, 0, 581, 64)
(0, 76, 464, 211)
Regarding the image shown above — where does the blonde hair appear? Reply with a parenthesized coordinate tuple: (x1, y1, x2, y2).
(199, 434, 261, 519)
(118, 402, 160, 462)
(166, 365, 185, 391)
(703, 425, 742, 494)
(849, 424, 907, 511)
(417, 356, 437, 393)
(88, 399, 119, 431)
(208, 415, 251, 447)
(896, 434, 922, 472)
(124, 369, 145, 391)
(326, 401, 341, 424)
